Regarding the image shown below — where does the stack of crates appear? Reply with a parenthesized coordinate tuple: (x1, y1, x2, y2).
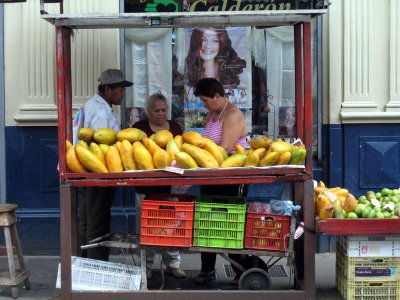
(336, 235, 400, 300)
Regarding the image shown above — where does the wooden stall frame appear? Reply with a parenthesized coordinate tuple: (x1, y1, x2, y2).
(44, 8, 326, 300)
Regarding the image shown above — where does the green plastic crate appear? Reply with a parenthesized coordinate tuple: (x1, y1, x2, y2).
(193, 195, 246, 249)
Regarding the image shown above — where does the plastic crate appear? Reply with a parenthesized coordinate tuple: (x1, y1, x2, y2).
(244, 211, 290, 251)
(337, 235, 400, 257)
(140, 194, 194, 247)
(337, 277, 399, 300)
(336, 242, 400, 282)
(55, 256, 141, 291)
(193, 195, 246, 249)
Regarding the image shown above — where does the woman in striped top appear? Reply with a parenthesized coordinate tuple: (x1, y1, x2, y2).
(193, 78, 249, 285)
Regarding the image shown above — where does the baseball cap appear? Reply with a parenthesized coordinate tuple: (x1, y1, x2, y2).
(98, 69, 133, 87)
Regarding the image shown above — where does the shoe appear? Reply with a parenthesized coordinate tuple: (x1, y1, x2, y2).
(230, 278, 239, 286)
(165, 266, 186, 278)
(194, 270, 216, 284)
(146, 268, 152, 279)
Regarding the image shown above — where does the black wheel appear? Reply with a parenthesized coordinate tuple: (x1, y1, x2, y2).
(238, 268, 271, 290)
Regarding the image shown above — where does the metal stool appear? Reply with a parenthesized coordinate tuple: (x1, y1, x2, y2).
(0, 204, 30, 298)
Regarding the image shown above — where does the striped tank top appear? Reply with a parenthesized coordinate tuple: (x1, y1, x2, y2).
(203, 101, 247, 152)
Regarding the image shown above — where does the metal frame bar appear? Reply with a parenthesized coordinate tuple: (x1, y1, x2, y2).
(54, 12, 319, 299)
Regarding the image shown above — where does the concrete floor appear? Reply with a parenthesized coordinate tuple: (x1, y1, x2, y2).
(0, 252, 343, 300)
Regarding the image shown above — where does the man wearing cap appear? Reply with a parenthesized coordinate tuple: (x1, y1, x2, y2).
(78, 69, 133, 261)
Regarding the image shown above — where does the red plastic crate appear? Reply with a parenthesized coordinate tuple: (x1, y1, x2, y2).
(140, 194, 194, 247)
(244, 211, 290, 251)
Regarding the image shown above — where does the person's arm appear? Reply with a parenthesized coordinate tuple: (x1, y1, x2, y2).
(220, 109, 246, 153)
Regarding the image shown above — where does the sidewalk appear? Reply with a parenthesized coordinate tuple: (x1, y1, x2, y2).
(0, 253, 342, 299)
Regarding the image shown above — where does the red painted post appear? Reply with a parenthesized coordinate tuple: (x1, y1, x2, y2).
(303, 22, 313, 176)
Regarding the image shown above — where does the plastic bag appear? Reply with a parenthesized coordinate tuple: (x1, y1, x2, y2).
(270, 200, 301, 216)
(247, 202, 271, 214)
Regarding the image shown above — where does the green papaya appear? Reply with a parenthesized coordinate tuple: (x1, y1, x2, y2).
(288, 146, 307, 165)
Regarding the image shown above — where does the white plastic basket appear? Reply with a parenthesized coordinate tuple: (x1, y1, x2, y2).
(56, 256, 141, 291)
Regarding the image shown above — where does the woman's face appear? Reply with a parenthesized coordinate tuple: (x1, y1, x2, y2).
(129, 108, 141, 125)
(199, 95, 220, 112)
(285, 107, 296, 129)
(199, 29, 220, 61)
(148, 100, 168, 126)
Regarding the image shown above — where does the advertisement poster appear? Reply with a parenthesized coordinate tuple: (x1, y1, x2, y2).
(183, 26, 248, 117)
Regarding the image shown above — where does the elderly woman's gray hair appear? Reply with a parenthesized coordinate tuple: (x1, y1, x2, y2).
(147, 92, 169, 110)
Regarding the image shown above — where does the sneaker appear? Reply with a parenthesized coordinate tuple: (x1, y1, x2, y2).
(194, 270, 216, 284)
(165, 267, 186, 278)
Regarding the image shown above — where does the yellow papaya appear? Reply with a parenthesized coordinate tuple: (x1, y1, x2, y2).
(182, 143, 218, 168)
(316, 193, 333, 219)
(66, 146, 87, 173)
(105, 145, 124, 172)
(319, 205, 334, 220)
(98, 144, 110, 155)
(182, 131, 204, 148)
(201, 149, 220, 168)
(220, 153, 247, 168)
(253, 148, 267, 159)
(93, 128, 117, 145)
(78, 127, 95, 144)
(175, 151, 198, 169)
(332, 188, 349, 198)
(115, 141, 121, 152)
(153, 148, 171, 169)
(248, 136, 272, 150)
(89, 142, 106, 166)
(203, 137, 224, 165)
(259, 151, 279, 167)
(153, 130, 173, 148)
(166, 139, 180, 161)
(78, 140, 89, 149)
(132, 141, 155, 170)
(149, 133, 155, 141)
(66, 140, 73, 151)
(116, 128, 147, 143)
(218, 146, 228, 160)
(343, 193, 357, 213)
(75, 144, 108, 173)
(288, 146, 307, 165)
(276, 151, 292, 165)
(235, 144, 247, 155)
(270, 140, 294, 154)
(119, 140, 137, 171)
(142, 137, 162, 156)
(174, 135, 183, 150)
(244, 152, 260, 167)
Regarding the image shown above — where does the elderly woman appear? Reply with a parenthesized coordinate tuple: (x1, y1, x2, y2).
(132, 92, 185, 280)
(193, 78, 248, 285)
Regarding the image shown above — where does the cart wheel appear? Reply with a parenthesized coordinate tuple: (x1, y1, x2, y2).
(238, 268, 271, 290)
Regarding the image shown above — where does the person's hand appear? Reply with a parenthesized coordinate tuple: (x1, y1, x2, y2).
(145, 0, 178, 12)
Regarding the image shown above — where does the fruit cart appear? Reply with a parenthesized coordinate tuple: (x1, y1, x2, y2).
(41, 1, 328, 299)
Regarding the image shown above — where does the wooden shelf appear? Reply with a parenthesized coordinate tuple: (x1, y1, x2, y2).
(316, 218, 400, 235)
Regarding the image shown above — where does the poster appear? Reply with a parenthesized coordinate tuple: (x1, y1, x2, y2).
(126, 107, 147, 128)
(183, 26, 248, 118)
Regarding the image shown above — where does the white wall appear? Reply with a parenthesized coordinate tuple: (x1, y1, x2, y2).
(4, 0, 120, 127)
(324, 0, 400, 125)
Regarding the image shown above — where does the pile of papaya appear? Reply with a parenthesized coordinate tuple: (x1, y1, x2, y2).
(65, 128, 307, 173)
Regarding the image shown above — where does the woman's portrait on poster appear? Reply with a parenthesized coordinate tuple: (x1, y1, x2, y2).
(126, 107, 147, 128)
(185, 27, 246, 89)
(279, 106, 296, 138)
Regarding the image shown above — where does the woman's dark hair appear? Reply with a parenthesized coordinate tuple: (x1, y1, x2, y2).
(185, 27, 246, 87)
(194, 78, 225, 98)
